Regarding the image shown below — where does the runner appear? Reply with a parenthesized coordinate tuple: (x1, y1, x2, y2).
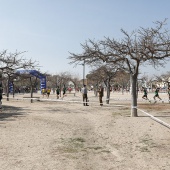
(46, 87, 51, 98)
(62, 85, 67, 99)
(42, 88, 46, 98)
(142, 87, 149, 100)
(153, 88, 162, 101)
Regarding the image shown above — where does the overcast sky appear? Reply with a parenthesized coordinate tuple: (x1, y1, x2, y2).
(0, 0, 170, 78)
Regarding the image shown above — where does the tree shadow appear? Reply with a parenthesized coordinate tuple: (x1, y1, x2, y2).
(0, 105, 27, 121)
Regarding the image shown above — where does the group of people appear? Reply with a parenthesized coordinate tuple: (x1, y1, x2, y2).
(42, 85, 170, 105)
(42, 87, 51, 98)
(142, 87, 170, 102)
(42, 86, 67, 99)
(81, 84, 104, 106)
(82, 85, 170, 106)
(56, 86, 67, 99)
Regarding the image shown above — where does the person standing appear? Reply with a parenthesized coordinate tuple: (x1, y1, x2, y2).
(81, 85, 89, 106)
(56, 86, 60, 99)
(98, 85, 104, 106)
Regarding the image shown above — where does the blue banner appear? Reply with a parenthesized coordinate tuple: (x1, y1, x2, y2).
(15, 70, 46, 90)
(9, 82, 13, 93)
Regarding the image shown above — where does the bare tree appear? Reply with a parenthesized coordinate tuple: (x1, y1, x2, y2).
(53, 72, 72, 97)
(86, 70, 101, 97)
(0, 50, 38, 101)
(114, 70, 130, 94)
(159, 71, 170, 88)
(70, 75, 80, 94)
(88, 64, 118, 104)
(69, 19, 170, 117)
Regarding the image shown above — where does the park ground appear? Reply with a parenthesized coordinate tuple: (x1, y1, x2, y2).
(0, 91, 170, 170)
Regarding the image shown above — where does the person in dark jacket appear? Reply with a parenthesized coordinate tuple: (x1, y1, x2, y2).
(153, 88, 162, 101)
(98, 85, 104, 106)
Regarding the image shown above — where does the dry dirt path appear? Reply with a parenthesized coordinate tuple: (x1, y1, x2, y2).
(0, 93, 170, 170)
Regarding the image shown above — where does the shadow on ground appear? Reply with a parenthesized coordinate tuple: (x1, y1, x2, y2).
(0, 105, 28, 121)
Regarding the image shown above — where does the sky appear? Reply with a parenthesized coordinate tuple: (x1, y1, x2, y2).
(0, 0, 170, 79)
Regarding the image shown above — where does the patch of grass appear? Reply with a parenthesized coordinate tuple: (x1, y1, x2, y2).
(140, 138, 151, 145)
(119, 107, 130, 110)
(59, 138, 111, 155)
(68, 137, 86, 149)
(140, 146, 150, 152)
(112, 111, 130, 117)
(112, 143, 120, 149)
(86, 146, 103, 150)
(58, 137, 86, 154)
(71, 137, 85, 143)
(112, 112, 121, 116)
(61, 147, 78, 153)
(85, 146, 111, 154)
(137, 134, 157, 152)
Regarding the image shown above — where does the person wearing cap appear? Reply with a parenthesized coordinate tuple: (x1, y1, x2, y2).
(98, 85, 104, 106)
(81, 84, 89, 106)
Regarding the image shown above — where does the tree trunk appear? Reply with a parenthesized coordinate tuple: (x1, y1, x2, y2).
(106, 79, 110, 104)
(30, 77, 33, 103)
(121, 83, 124, 95)
(12, 82, 15, 98)
(95, 84, 98, 97)
(60, 82, 62, 97)
(74, 84, 76, 96)
(130, 74, 138, 117)
(7, 79, 10, 101)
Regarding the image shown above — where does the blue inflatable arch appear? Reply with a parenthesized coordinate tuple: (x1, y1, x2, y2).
(15, 70, 46, 90)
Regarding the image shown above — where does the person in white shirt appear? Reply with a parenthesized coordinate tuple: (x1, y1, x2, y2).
(81, 85, 89, 106)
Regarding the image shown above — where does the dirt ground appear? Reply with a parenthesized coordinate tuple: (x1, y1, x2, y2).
(0, 91, 170, 170)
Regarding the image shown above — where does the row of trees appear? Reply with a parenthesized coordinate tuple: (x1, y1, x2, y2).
(1, 20, 170, 116)
(86, 65, 129, 104)
(68, 19, 170, 117)
(1, 49, 169, 107)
